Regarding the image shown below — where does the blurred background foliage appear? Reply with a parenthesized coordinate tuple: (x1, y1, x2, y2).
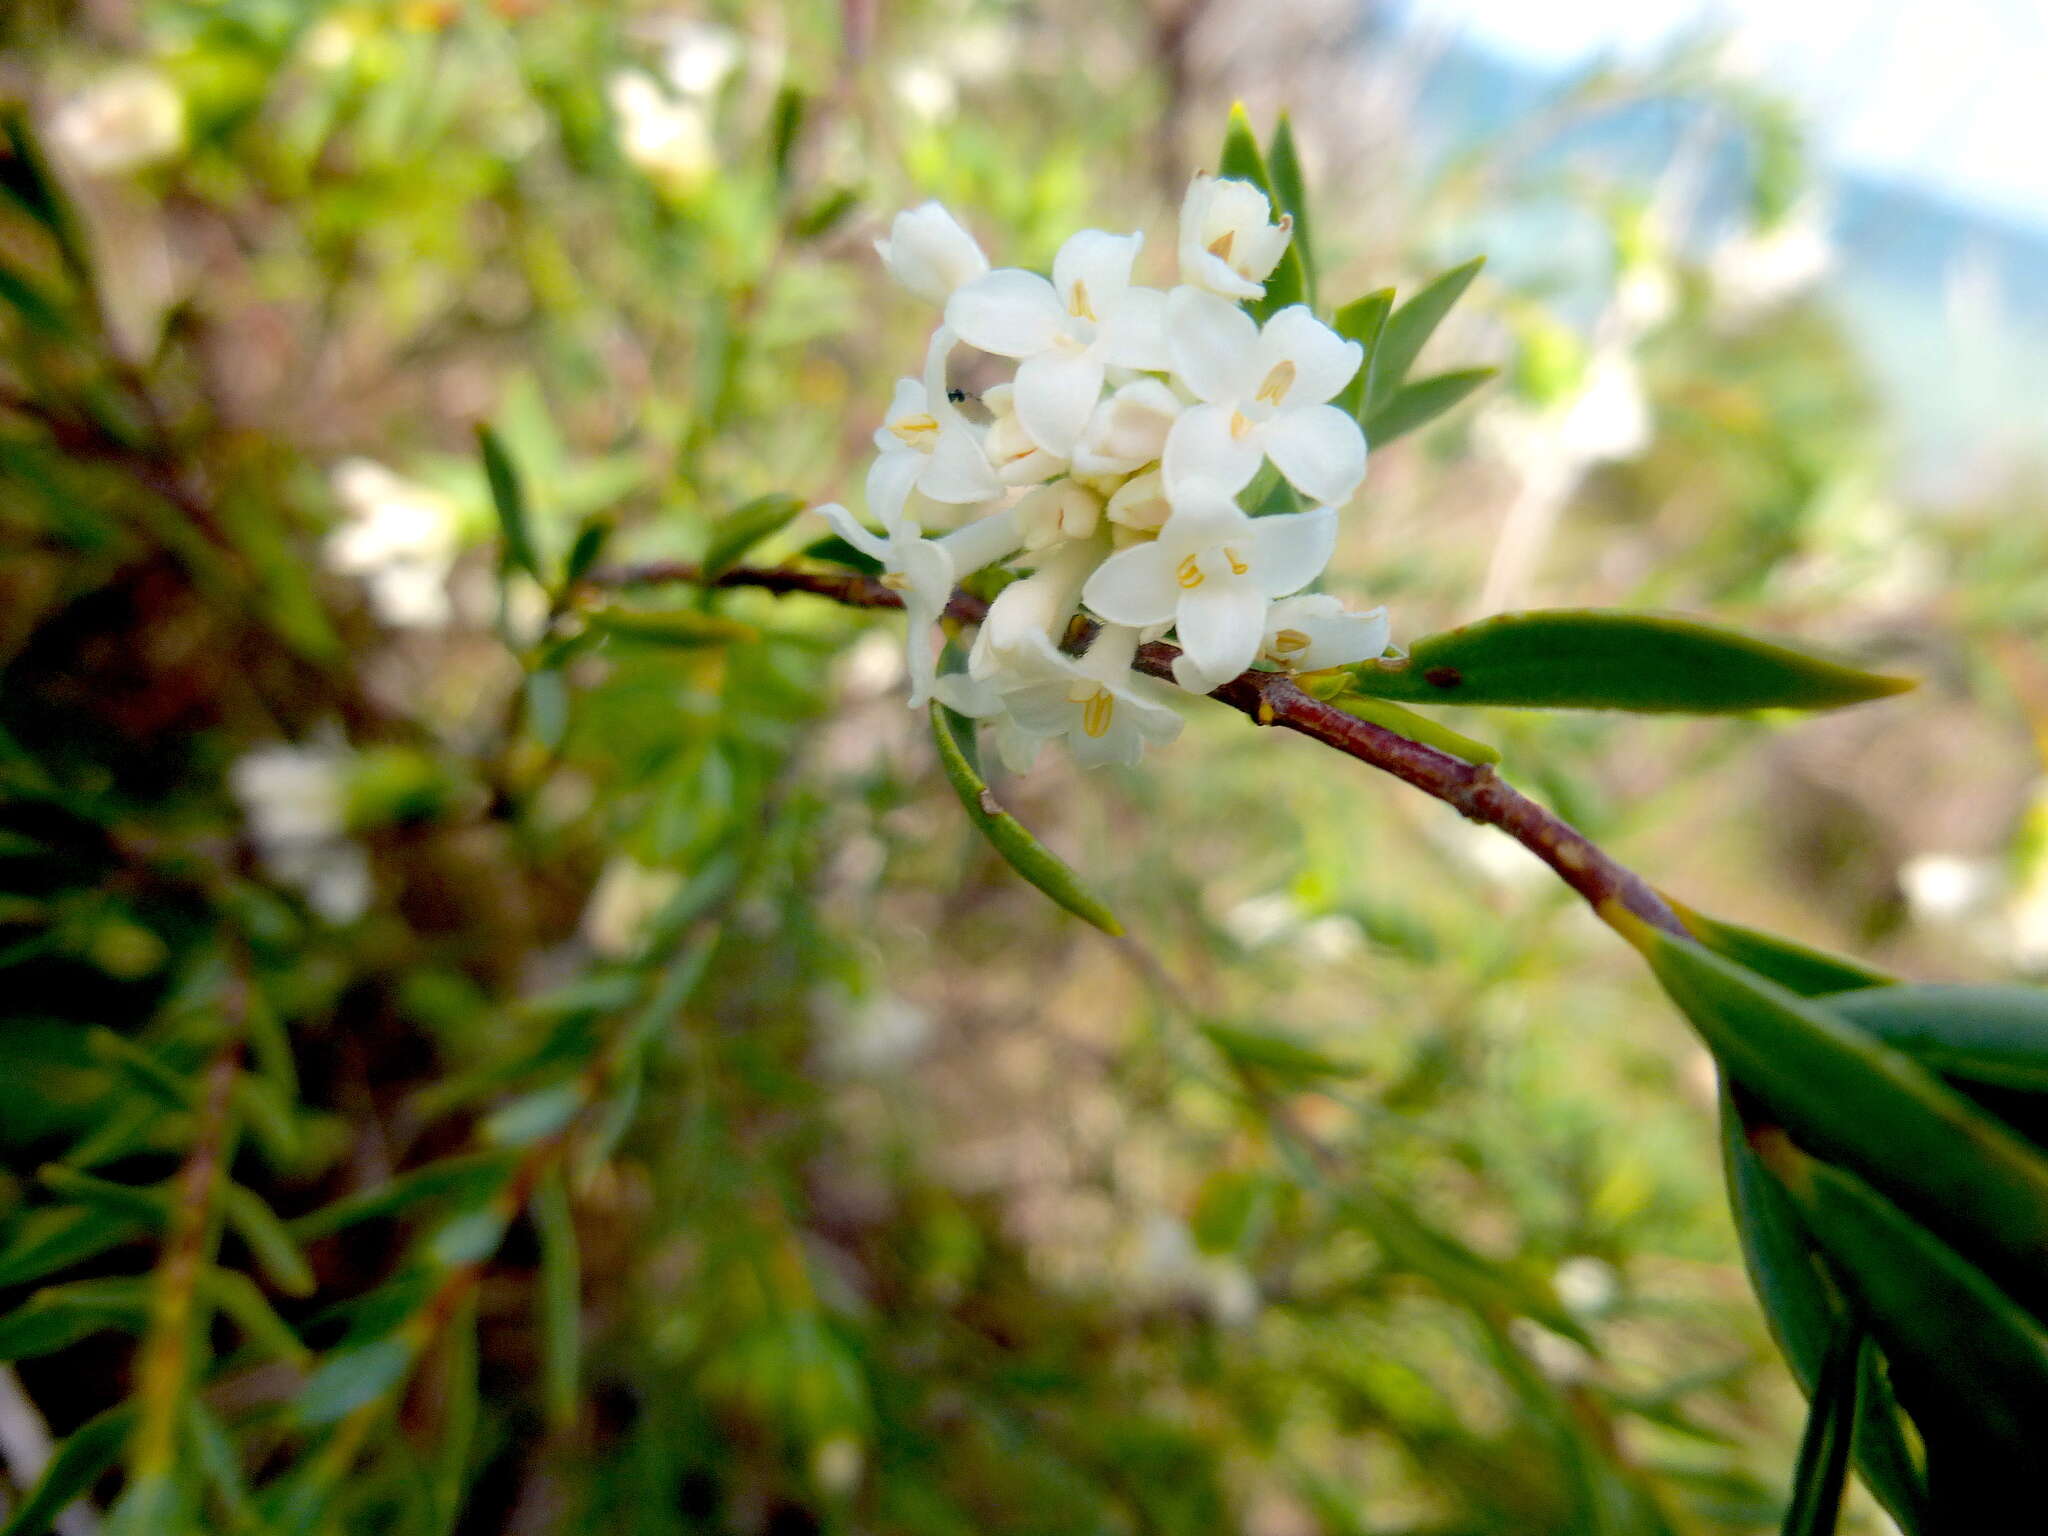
(0, 1, 2043, 1532)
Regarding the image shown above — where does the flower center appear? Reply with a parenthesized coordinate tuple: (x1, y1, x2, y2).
(1271, 627, 1311, 655)
(889, 412, 940, 446)
(1229, 409, 1254, 440)
(1206, 229, 1236, 261)
(1254, 360, 1296, 406)
(1175, 554, 1204, 589)
(1078, 686, 1115, 738)
(1068, 278, 1097, 322)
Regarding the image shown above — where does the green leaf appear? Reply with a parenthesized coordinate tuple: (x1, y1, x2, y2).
(1318, 689, 1501, 765)
(1676, 905, 1895, 997)
(701, 493, 806, 581)
(1825, 985, 2048, 1092)
(1367, 256, 1484, 415)
(1754, 1128, 2048, 1457)
(428, 1292, 480, 1535)
(1345, 610, 1914, 713)
(37, 1165, 170, 1226)
(0, 110, 90, 286)
(1640, 928, 2048, 1331)
(0, 1205, 146, 1287)
(0, 1278, 148, 1361)
(287, 1152, 515, 1242)
(0, 1403, 134, 1536)
(1332, 288, 1395, 418)
(929, 703, 1121, 936)
(0, 261, 71, 336)
(1720, 1102, 1929, 1531)
(1363, 367, 1496, 446)
(1780, 1325, 1861, 1536)
(223, 1182, 317, 1296)
(586, 608, 757, 649)
(477, 424, 542, 582)
(801, 533, 882, 576)
(561, 512, 616, 591)
(1200, 1022, 1360, 1082)
(203, 1267, 311, 1365)
(533, 1165, 581, 1429)
(297, 1333, 416, 1426)
(1265, 114, 1316, 304)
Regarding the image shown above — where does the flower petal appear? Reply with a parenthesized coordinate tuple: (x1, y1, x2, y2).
(1175, 582, 1267, 685)
(945, 269, 1064, 358)
(918, 423, 1001, 503)
(1254, 306, 1362, 405)
(864, 450, 926, 533)
(814, 501, 890, 562)
(1164, 285, 1259, 403)
(1246, 504, 1338, 598)
(1052, 229, 1142, 312)
(1081, 539, 1183, 627)
(1298, 605, 1390, 671)
(1163, 404, 1263, 497)
(1263, 405, 1367, 505)
(1013, 349, 1106, 457)
(1096, 285, 1170, 372)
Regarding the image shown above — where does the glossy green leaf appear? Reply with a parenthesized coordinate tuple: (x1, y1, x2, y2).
(1265, 114, 1316, 304)
(1332, 288, 1395, 418)
(586, 608, 758, 649)
(1200, 1022, 1360, 1082)
(1366, 256, 1483, 414)
(0, 1403, 134, 1536)
(1720, 1102, 1929, 1531)
(533, 1165, 581, 1429)
(1756, 1128, 2048, 1456)
(1780, 1325, 1861, 1536)
(702, 492, 806, 580)
(1363, 367, 1496, 446)
(801, 533, 883, 576)
(1825, 985, 2048, 1092)
(1320, 688, 1501, 765)
(1643, 928, 2048, 1330)
(1345, 610, 1914, 713)
(929, 702, 1121, 936)
(477, 424, 542, 582)
(561, 512, 615, 591)
(1676, 905, 1895, 997)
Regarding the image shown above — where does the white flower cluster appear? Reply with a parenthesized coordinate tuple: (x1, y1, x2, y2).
(817, 178, 1391, 770)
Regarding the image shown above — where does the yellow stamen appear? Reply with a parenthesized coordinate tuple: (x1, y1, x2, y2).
(1254, 360, 1297, 406)
(1081, 687, 1114, 739)
(1223, 547, 1249, 576)
(1272, 628, 1311, 654)
(1175, 554, 1205, 589)
(879, 573, 909, 591)
(1069, 279, 1095, 321)
(1229, 409, 1253, 440)
(889, 413, 939, 443)
(1207, 229, 1235, 261)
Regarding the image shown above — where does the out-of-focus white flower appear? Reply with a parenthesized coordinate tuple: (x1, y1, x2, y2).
(816, 989, 933, 1075)
(581, 857, 685, 957)
(1222, 890, 1302, 949)
(1557, 350, 1650, 463)
(1162, 289, 1365, 504)
(1899, 853, 1998, 924)
(946, 230, 1170, 456)
(1711, 203, 1834, 321)
(810, 1434, 866, 1496)
(1511, 1318, 1594, 1383)
(893, 61, 957, 124)
(1177, 174, 1293, 301)
(326, 459, 460, 630)
(231, 742, 371, 924)
(607, 71, 714, 192)
(656, 19, 742, 99)
(1257, 593, 1390, 675)
(875, 202, 989, 308)
(47, 66, 185, 176)
(1554, 1255, 1619, 1315)
(1083, 485, 1336, 692)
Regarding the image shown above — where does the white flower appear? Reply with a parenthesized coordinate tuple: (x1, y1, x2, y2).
(945, 230, 1170, 457)
(815, 503, 1024, 707)
(1177, 175, 1292, 300)
(230, 742, 371, 924)
(326, 459, 460, 630)
(1162, 289, 1365, 505)
(967, 536, 1102, 680)
(875, 202, 989, 306)
(1012, 480, 1103, 553)
(943, 625, 1181, 771)
(47, 67, 185, 176)
(866, 329, 1000, 528)
(581, 857, 684, 957)
(1558, 350, 1650, 463)
(1081, 483, 1336, 692)
(656, 20, 742, 99)
(1071, 377, 1182, 479)
(1257, 593, 1389, 673)
(980, 382, 1066, 486)
(608, 72, 714, 191)
(1104, 469, 1172, 533)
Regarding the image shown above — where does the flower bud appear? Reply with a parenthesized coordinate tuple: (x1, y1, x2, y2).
(874, 202, 989, 305)
(1177, 175, 1292, 300)
(1071, 378, 1182, 478)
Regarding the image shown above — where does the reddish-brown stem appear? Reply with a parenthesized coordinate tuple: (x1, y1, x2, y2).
(590, 562, 1687, 938)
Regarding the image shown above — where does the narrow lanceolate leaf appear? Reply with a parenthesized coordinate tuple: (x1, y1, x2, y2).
(1200, 1022, 1360, 1083)
(1362, 367, 1496, 446)
(1217, 103, 1309, 319)
(224, 1182, 317, 1296)
(585, 608, 758, 649)
(533, 1165, 581, 1430)
(1779, 1325, 1862, 1536)
(801, 533, 883, 576)
(0, 1278, 149, 1361)
(1639, 927, 2048, 1331)
(1332, 288, 1395, 418)
(0, 1403, 135, 1536)
(476, 424, 542, 581)
(1720, 1100, 1928, 1532)
(1825, 985, 2048, 1092)
(1674, 904, 1895, 997)
(930, 703, 1121, 935)
(1264, 113, 1315, 309)
(1321, 688, 1501, 765)
(1366, 256, 1484, 415)
(1345, 610, 1914, 713)
(701, 492, 806, 580)
(1754, 1129, 2048, 1458)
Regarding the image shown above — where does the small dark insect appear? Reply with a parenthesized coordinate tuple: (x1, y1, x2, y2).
(947, 387, 972, 404)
